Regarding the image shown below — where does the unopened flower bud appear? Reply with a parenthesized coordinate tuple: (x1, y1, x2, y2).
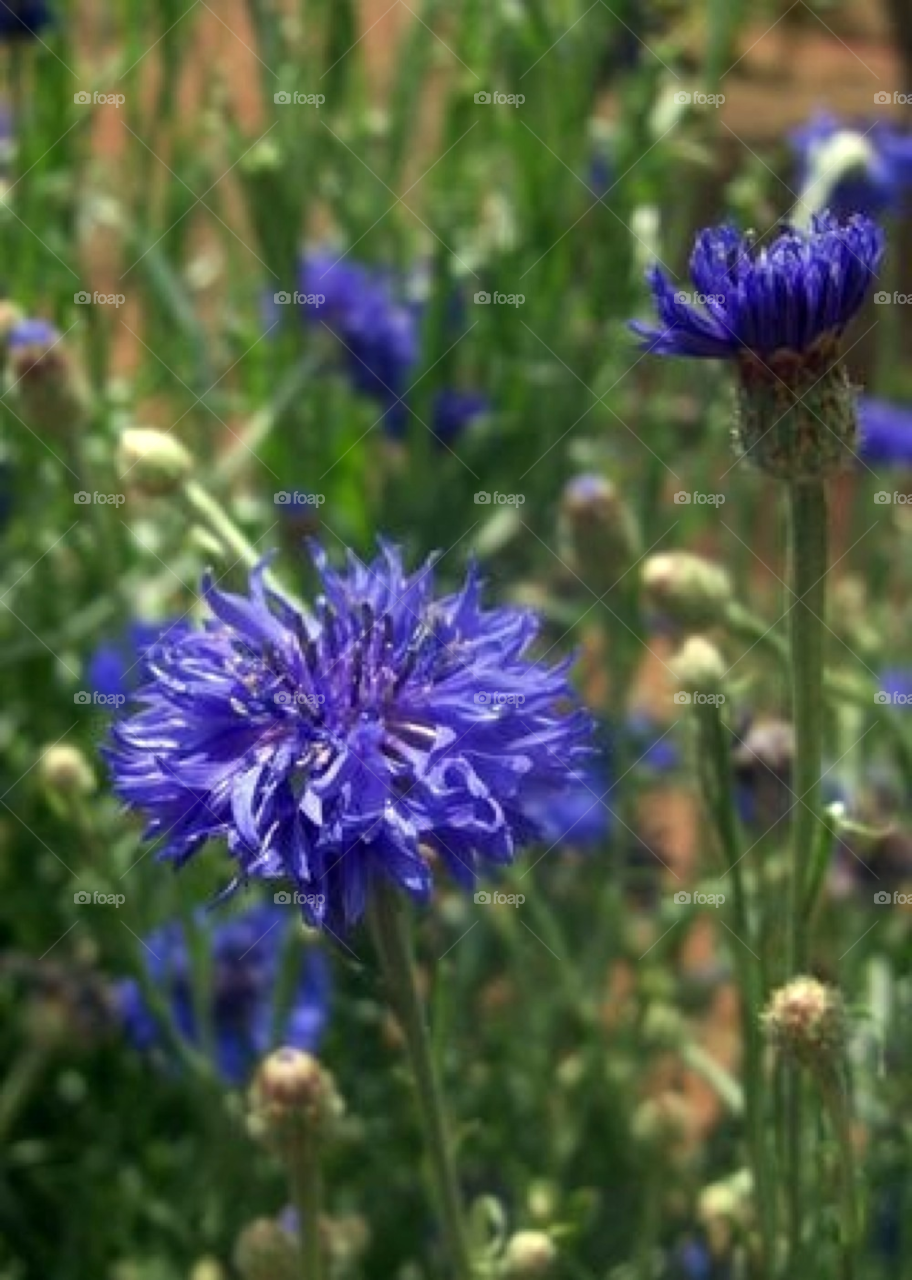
(117, 428, 193, 496)
(670, 635, 727, 692)
(641, 552, 731, 629)
(248, 1048, 344, 1151)
(763, 976, 846, 1070)
(189, 1258, 226, 1280)
(233, 1219, 298, 1280)
(39, 743, 96, 796)
(8, 319, 89, 435)
(630, 1091, 693, 1147)
(559, 473, 641, 592)
(501, 1230, 557, 1277)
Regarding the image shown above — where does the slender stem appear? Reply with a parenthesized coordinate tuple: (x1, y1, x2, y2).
(288, 1125, 324, 1280)
(368, 881, 474, 1280)
(785, 480, 828, 1272)
(821, 1068, 860, 1280)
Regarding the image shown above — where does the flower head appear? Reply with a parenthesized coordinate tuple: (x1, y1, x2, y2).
(108, 542, 592, 932)
(431, 388, 488, 447)
(631, 213, 883, 478)
(790, 111, 912, 219)
(115, 904, 329, 1084)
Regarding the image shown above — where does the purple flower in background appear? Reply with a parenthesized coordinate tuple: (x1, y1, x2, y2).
(790, 111, 912, 218)
(115, 903, 330, 1085)
(107, 541, 593, 932)
(299, 251, 420, 435)
(0, 0, 52, 38)
(631, 212, 883, 363)
(88, 619, 189, 702)
(858, 396, 912, 466)
(431, 389, 488, 447)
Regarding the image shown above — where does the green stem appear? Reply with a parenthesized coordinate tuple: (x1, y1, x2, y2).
(821, 1069, 860, 1280)
(288, 1126, 324, 1280)
(785, 480, 828, 1271)
(368, 881, 473, 1280)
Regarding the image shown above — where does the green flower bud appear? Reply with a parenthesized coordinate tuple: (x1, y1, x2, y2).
(641, 552, 731, 630)
(117, 428, 193, 496)
(670, 635, 727, 693)
(233, 1219, 298, 1280)
(9, 324, 89, 436)
(38, 744, 96, 796)
(248, 1048, 344, 1153)
(501, 1230, 557, 1277)
(559, 473, 641, 593)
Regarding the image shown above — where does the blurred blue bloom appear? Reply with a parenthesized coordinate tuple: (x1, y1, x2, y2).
(0, 0, 52, 37)
(523, 766, 611, 849)
(880, 669, 912, 704)
(115, 903, 329, 1085)
(108, 541, 593, 932)
(431, 388, 488, 447)
(299, 251, 420, 435)
(675, 1238, 713, 1280)
(627, 712, 679, 772)
(631, 212, 883, 362)
(858, 396, 912, 465)
(9, 316, 58, 349)
(790, 111, 912, 218)
(88, 619, 189, 701)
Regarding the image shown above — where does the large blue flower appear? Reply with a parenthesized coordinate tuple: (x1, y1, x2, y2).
(630, 212, 883, 367)
(115, 903, 329, 1085)
(790, 111, 912, 218)
(108, 542, 593, 932)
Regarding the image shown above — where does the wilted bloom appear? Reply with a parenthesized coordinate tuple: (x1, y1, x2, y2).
(790, 111, 912, 219)
(88, 618, 189, 702)
(858, 396, 912, 466)
(631, 213, 884, 478)
(108, 541, 592, 932)
(763, 975, 846, 1072)
(0, 0, 52, 37)
(299, 252, 419, 435)
(114, 904, 329, 1084)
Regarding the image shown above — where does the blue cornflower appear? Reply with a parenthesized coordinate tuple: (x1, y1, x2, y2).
(790, 111, 912, 219)
(858, 396, 912, 465)
(88, 619, 189, 702)
(0, 0, 52, 37)
(430, 388, 488, 447)
(115, 903, 329, 1085)
(631, 212, 883, 478)
(300, 251, 420, 435)
(107, 542, 593, 932)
